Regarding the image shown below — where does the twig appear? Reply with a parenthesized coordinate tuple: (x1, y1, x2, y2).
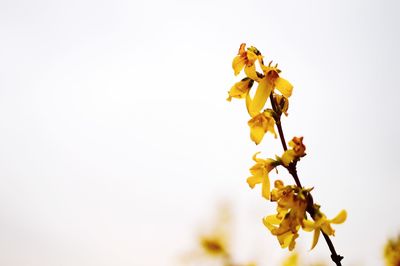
(269, 94, 343, 266)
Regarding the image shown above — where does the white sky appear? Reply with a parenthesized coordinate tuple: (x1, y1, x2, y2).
(1, 0, 400, 265)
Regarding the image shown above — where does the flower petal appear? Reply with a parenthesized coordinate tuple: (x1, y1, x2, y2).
(264, 113, 277, 138)
(247, 175, 263, 188)
(226, 78, 253, 101)
(249, 125, 265, 145)
(245, 93, 257, 117)
(232, 56, 246, 76)
(252, 152, 262, 162)
(288, 233, 299, 251)
(310, 228, 321, 250)
(330, 210, 347, 224)
(244, 64, 259, 81)
(249, 163, 265, 177)
(302, 219, 315, 232)
(321, 223, 335, 236)
(261, 174, 271, 200)
(277, 231, 293, 248)
(275, 77, 293, 98)
(263, 215, 279, 231)
(250, 78, 273, 114)
(281, 150, 296, 166)
(246, 50, 258, 62)
(264, 215, 281, 225)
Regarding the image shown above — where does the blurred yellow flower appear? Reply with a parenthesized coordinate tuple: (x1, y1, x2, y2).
(248, 111, 277, 145)
(196, 204, 231, 259)
(187, 204, 259, 266)
(281, 253, 327, 266)
(247, 152, 278, 200)
(200, 235, 228, 257)
(282, 253, 299, 266)
(384, 235, 400, 266)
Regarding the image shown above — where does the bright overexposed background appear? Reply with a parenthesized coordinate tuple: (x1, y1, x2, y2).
(1, 0, 400, 265)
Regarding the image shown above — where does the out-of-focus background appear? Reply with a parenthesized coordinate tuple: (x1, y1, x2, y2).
(1, 0, 399, 265)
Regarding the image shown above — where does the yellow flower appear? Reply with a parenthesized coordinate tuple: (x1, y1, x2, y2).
(303, 207, 347, 250)
(384, 235, 400, 266)
(248, 111, 277, 145)
(198, 205, 232, 258)
(264, 214, 300, 251)
(232, 43, 262, 81)
(263, 180, 309, 251)
(264, 214, 299, 251)
(246, 152, 278, 200)
(281, 137, 306, 166)
(230, 44, 293, 117)
(282, 253, 299, 266)
(227, 77, 254, 101)
(261, 62, 293, 98)
(246, 62, 293, 116)
(200, 235, 228, 257)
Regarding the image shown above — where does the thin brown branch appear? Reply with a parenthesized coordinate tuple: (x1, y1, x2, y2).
(269, 93, 343, 266)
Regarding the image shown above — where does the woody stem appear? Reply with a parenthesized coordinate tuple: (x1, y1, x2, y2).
(269, 94, 343, 266)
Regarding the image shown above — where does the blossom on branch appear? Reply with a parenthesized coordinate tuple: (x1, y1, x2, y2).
(246, 152, 279, 200)
(226, 43, 346, 261)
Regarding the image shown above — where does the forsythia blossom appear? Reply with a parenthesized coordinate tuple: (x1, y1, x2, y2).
(248, 61, 292, 116)
(227, 43, 346, 255)
(246, 152, 279, 200)
(247, 111, 277, 145)
(384, 235, 400, 266)
(190, 205, 259, 266)
(303, 207, 347, 250)
(263, 180, 309, 250)
(232, 43, 263, 81)
(228, 43, 293, 139)
(281, 137, 306, 166)
(227, 77, 254, 102)
(200, 235, 228, 257)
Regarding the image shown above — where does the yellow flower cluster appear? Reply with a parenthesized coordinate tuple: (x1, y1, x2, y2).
(227, 44, 346, 252)
(228, 43, 293, 145)
(384, 235, 400, 266)
(263, 180, 309, 251)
